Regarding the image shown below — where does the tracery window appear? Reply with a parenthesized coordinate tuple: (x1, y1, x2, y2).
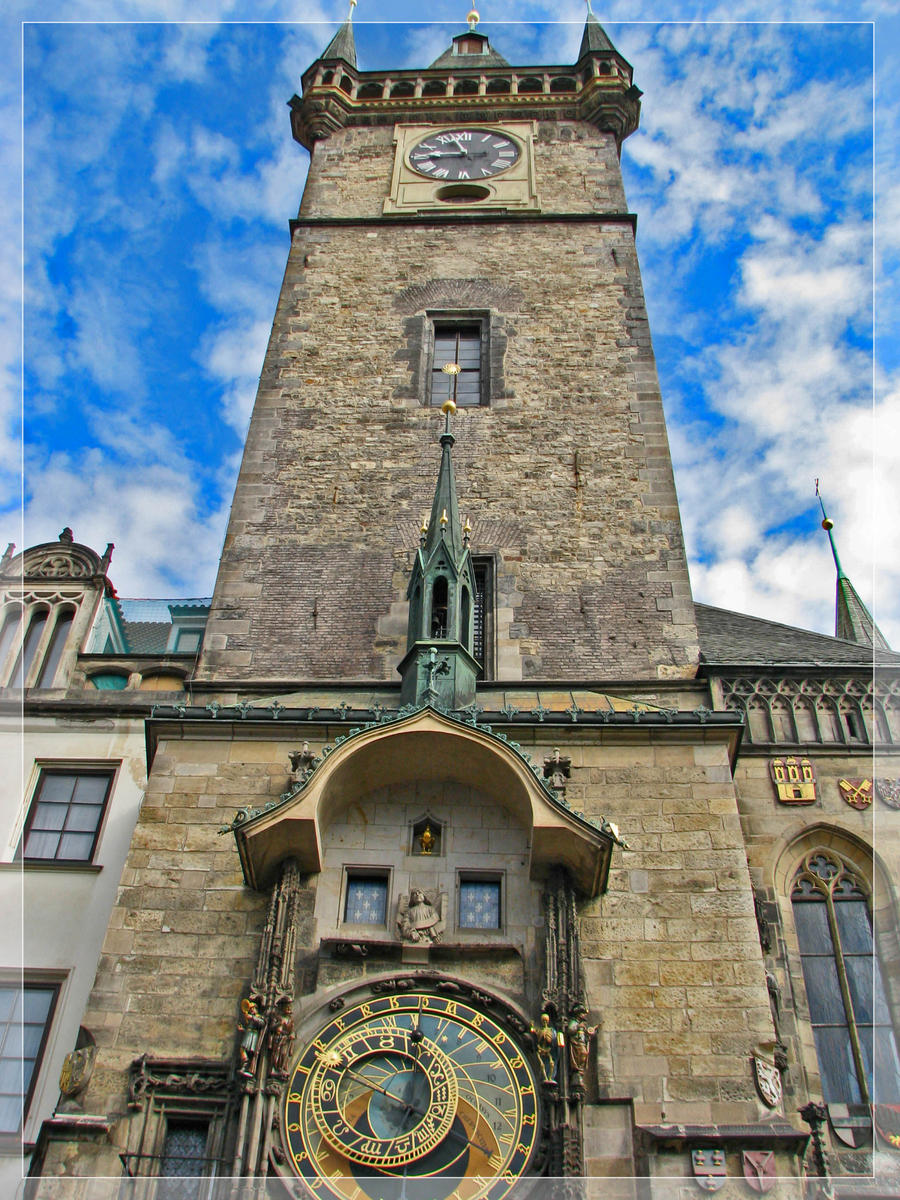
(791, 850, 900, 1103)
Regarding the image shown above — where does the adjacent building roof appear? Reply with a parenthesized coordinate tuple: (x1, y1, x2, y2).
(696, 602, 899, 667)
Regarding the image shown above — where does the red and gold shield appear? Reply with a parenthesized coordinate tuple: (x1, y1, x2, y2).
(742, 1151, 776, 1193)
(838, 778, 873, 810)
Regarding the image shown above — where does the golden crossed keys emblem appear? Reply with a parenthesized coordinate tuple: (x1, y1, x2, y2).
(838, 778, 873, 810)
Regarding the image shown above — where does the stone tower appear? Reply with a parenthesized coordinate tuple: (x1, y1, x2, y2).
(195, 11, 699, 688)
(35, 17, 893, 1198)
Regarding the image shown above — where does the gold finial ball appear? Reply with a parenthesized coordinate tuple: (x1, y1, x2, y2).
(467, 8, 480, 30)
(822, 518, 834, 531)
(441, 399, 457, 415)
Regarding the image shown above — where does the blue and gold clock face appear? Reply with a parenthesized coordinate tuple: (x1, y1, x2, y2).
(283, 990, 541, 1200)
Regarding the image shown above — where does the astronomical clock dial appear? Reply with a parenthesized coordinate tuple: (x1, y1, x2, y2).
(408, 129, 521, 181)
(283, 990, 541, 1200)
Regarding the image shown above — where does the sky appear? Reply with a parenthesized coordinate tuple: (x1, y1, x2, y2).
(6, 0, 900, 648)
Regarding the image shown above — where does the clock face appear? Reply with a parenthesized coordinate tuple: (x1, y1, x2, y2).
(283, 989, 541, 1200)
(409, 129, 521, 181)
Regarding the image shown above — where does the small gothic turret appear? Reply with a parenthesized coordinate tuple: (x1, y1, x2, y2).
(398, 401, 480, 709)
(318, 1, 357, 70)
(817, 485, 890, 651)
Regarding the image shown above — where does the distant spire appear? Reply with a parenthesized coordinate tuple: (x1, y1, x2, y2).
(319, 1, 358, 69)
(816, 481, 890, 650)
(579, 2, 618, 58)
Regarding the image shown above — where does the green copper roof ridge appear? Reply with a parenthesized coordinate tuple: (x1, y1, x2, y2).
(318, 15, 357, 69)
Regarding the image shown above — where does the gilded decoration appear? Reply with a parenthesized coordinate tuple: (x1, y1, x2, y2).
(838, 777, 873, 809)
(769, 757, 817, 804)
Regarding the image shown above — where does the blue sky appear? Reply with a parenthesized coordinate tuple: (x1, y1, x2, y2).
(6, 1, 900, 647)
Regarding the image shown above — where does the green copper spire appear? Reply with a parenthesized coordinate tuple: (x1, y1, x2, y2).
(424, 403, 464, 562)
(319, 1, 358, 69)
(398, 401, 480, 708)
(816, 482, 890, 651)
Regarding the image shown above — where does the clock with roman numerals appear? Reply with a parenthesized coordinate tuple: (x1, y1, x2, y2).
(408, 129, 521, 181)
(283, 988, 541, 1200)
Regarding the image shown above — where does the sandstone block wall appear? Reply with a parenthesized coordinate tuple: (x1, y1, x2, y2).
(197, 119, 697, 684)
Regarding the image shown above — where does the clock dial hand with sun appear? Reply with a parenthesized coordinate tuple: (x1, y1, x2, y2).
(283, 990, 540, 1200)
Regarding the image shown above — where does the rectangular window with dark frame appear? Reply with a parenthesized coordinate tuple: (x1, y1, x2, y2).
(0, 981, 58, 1133)
(458, 876, 502, 930)
(18, 768, 114, 863)
(343, 872, 389, 925)
(431, 322, 484, 407)
(471, 557, 493, 680)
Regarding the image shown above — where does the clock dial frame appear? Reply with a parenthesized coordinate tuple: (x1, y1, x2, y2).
(283, 990, 541, 1200)
(408, 129, 521, 182)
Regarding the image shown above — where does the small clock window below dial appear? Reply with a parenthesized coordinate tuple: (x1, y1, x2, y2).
(409, 130, 520, 181)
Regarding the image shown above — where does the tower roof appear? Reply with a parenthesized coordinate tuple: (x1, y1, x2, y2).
(579, 10, 618, 58)
(428, 30, 510, 69)
(424, 404, 465, 562)
(317, 14, 357, 69)
(817, 486, 890, 651)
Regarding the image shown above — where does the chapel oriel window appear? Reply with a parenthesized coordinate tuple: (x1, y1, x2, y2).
(18, 768, 114, 863)
(791, 850, 900, 1104)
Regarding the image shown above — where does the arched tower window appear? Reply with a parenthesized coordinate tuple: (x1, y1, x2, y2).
(431, 577, 448, 639)
(0, 605, 21, 675)
(36, 607, 74, 687)
(460, 587, 471, 650)
(791, 850, 900, 1103)
(10, 608, 49, 687)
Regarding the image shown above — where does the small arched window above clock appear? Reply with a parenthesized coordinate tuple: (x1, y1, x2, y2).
(411, 816, 442, 857)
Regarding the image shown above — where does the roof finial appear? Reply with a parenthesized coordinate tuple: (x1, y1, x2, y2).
(815, 479, 844, 579)
(467, 7, 480, 31)
(348, 0, 357, 18)
(585, 0, 594, 13)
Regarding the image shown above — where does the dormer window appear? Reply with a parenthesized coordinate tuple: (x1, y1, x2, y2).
(455, 35, 486, 55)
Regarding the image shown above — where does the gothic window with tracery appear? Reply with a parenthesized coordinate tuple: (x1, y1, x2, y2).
(791, 850, 900, 1103)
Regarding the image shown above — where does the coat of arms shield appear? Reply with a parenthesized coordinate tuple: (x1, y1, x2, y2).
(742, 1150, 776, 1193)
(691, 1148, 726, 1192)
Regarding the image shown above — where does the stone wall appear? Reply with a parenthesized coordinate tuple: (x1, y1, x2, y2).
(198, 202, 697, 683)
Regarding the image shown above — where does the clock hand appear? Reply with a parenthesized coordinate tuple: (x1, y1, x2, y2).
(338, 1062, 412, 1110)
(336, 1058, 492, 1154)
(447, 133, 469, 156)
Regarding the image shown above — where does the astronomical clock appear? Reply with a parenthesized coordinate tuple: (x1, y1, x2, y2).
(279, 985, 542, 1200)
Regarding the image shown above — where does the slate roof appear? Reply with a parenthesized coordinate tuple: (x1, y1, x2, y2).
(121, 621, 171, 654)
(695, 603, 900, 668)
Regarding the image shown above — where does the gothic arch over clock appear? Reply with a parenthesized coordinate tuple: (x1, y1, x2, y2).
(277, 978, 543, 1200)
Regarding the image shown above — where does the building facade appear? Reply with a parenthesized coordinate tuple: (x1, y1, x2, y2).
(6, 15, 900, 1200)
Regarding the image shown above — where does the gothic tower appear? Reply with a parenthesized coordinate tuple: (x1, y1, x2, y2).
(32, 16, 886, 1197)
(195, 11, 699, 688)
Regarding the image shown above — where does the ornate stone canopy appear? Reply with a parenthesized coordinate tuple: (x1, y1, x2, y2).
(231, 706, 616, 896)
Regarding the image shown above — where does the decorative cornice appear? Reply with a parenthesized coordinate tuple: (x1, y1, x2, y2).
(216, 701, 626, 846)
